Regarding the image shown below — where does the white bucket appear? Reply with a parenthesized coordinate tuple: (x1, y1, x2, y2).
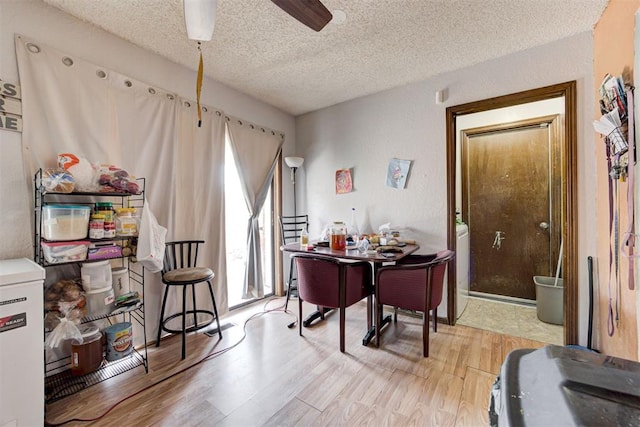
(111, 267, 129, 297)
(81, 260, 112, 291)
(85, 285, 115, 317)
(534, 276, 564, 325)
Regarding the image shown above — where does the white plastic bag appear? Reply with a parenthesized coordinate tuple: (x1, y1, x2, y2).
(137, 199, 167, 272)
(45, 316, 82, 350)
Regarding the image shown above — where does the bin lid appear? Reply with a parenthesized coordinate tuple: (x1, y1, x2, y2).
(499, 345, 640, 426)
(0, 258, 45, 286)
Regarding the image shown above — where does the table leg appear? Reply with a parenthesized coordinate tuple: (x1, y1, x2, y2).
(362, 294, 374, 346)
(362, 263, 394, 346)
(303, 306, 332, 327)
(362, 314, 392, 345)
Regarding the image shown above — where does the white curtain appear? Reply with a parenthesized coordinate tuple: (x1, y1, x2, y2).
(15, 35, 228, 340)
(227, 118, 283, 298)
(174, 101, 228, 314)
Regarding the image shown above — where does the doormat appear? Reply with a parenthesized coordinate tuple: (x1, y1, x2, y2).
(204, 321, 236, 337)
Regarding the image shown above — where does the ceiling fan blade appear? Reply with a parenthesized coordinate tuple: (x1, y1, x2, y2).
(271, 0, 333, 32)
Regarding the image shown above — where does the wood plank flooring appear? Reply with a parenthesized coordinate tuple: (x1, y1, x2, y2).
(45, 298, 548, 426)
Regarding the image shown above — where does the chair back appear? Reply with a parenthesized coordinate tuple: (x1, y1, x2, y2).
(293, 253, 372, 308)
(162, 240, 205, 274)
(279, 215, 309, 244)
(377, 250, 455, 312)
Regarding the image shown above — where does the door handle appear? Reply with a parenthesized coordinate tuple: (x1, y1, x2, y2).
(539, 222, 549, 230)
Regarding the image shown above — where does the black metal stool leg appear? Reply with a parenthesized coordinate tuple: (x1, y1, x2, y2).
(191, 283, 198, 330)
(181, 284, 187, 360)
(207, 280, 222, 339)
(285, 258, 295, 311)
(156, 284, 170, 347)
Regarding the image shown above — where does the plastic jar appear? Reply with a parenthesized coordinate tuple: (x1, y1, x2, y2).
(95, 202, 116, 238)
(330, 221, 347, 250)
(114, 207, 138, 236)
(111, 266, 129, 297)
(89, 213, 105, 239)
(70, 326, 103, 376)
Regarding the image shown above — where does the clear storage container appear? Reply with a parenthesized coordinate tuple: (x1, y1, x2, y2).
(81, 260, 112, 291)
(114, 207, 138, 236)
(42, 205, 91, 241)
(41, 240, 89, 264)
(85, 285, 115, 317)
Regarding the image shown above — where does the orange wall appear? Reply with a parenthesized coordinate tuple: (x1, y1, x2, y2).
(594, 0, 639, 360)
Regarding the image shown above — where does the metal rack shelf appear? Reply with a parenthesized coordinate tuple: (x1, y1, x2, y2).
(34, 169, 149, 404)
(44, 348, 146, 403)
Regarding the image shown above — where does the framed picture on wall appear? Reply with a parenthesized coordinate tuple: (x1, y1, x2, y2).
(386, 158, 412, 189)
(335, 169, 353, 194)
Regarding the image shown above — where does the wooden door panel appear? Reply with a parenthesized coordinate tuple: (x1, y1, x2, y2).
(464, 122, 554, 300)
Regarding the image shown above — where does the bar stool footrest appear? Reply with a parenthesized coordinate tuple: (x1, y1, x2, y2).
(160, 309, 216, 335)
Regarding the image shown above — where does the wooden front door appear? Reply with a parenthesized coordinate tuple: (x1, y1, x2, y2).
(462, 115, 562, 300)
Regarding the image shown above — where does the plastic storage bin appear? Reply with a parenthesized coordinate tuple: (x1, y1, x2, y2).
(85, 285, 115, 317)
(42, 205, 91, 241)
(81, 260, 112, 291)
(41, 241, 89, 264)
(489, 345, 640, 426)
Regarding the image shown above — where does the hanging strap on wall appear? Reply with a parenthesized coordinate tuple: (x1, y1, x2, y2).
(598, 80, 635, 336)
(605, 141, 617, 337)
(621, 87, 636, 290)
(196, 41, 204, 128)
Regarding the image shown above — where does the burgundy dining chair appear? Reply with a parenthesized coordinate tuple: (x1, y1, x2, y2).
(293, 253, 373, 352)
(375, 249, 455, 357)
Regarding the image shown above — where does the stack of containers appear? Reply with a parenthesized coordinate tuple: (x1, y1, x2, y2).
(81, 260, 115, 317)
(41, 205, 91, 264)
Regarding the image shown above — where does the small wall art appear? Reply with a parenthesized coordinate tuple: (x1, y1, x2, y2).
(386, 158, 412, 189)
(335, 168, 353, 194)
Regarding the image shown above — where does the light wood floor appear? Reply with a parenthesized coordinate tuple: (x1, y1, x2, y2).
(45, 298, 548, 426)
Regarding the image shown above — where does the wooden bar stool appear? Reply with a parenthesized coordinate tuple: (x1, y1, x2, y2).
(156, 240, 222, 359)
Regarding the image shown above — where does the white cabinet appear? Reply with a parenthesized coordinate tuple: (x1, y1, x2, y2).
(0, 258, 45, 427)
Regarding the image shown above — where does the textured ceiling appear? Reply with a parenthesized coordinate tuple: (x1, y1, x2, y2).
(43, 0, 608, 116)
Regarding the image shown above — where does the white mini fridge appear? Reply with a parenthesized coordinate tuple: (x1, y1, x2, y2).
(0, 258, 45, 427)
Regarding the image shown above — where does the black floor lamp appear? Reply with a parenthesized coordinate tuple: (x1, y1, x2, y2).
(285, 156, 304, 217)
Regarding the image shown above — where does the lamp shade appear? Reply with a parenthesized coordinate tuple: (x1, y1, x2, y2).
(184, 0, 218, 41)
(285, 156, 304, 168)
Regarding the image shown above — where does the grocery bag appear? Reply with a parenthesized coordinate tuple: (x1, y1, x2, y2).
(137, 199, 167, 272)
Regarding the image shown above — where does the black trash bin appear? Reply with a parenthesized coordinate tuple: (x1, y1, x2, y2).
(489, 345, 640, 426)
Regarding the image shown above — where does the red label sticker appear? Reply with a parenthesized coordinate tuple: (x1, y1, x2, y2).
(0, 312, 27, 333)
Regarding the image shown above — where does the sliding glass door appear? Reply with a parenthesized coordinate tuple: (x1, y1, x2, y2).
(224, 135, 274, 308)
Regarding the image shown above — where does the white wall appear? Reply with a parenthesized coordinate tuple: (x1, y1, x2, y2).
(296, 32, 597, 346)
(0, 1, 599, 346)
(0, 0, 296, 262)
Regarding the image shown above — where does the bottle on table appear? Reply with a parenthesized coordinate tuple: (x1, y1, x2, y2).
(348, 207, 360, 245)
(330, 221, 346, 250)
(300, 224, 309, 249)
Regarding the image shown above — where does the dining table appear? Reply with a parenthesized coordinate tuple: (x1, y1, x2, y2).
(281, 240, 420, 346)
